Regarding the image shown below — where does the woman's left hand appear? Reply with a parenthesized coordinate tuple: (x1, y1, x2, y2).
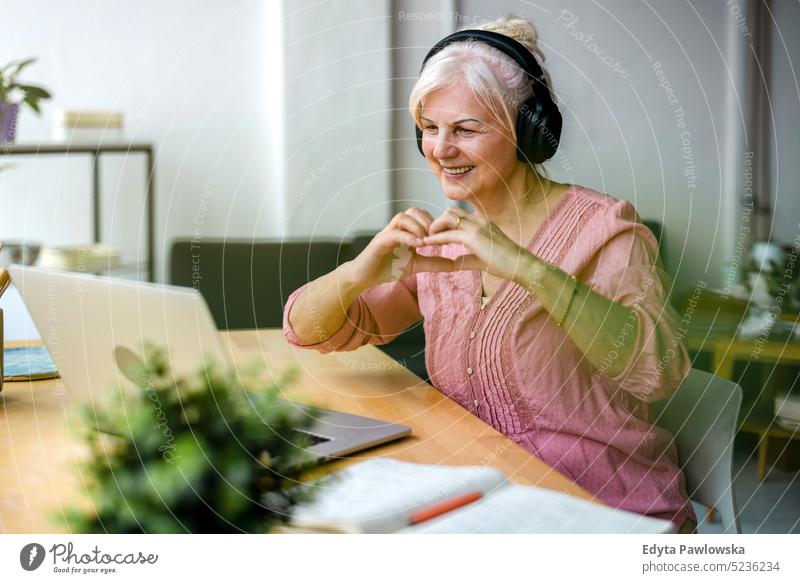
(422, 207, 533, 282)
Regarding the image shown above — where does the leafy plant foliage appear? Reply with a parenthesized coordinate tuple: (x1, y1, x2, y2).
(64, 345, 318, 533)
(0, 57, 51, 113)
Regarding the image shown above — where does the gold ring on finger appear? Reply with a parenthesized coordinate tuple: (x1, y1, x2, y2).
(455, 216, 462, 229)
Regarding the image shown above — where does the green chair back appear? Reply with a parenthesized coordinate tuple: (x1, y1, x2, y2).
(169, 239, 344, 329)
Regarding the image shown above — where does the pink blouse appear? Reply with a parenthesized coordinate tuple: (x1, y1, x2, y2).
(283, 184, 695, 528)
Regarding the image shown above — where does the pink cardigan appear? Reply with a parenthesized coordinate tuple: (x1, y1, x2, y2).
(283, 184, 695, 528)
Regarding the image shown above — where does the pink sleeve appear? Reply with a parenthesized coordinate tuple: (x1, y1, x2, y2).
(282, 275, 422, 354)
(581, 200, 690, 402)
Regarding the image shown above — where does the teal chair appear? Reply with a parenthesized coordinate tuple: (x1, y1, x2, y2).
(652, 369, 743, 533)
(169, 238, 345, 330)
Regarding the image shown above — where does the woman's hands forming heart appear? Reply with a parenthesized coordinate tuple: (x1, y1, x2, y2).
(346, 207, 533, 288)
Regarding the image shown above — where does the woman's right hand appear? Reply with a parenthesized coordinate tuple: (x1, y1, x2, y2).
(344, 208, 456, 288)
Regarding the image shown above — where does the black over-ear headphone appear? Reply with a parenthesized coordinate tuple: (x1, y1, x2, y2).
(415, 29, 562, 164)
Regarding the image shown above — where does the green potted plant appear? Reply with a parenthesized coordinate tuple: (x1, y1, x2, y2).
(0, 57, 52, 144)
(63, 344, 319, 533)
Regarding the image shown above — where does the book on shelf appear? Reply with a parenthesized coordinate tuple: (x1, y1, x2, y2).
(52, 109, 124, 142)
(286, 458, 676, 534)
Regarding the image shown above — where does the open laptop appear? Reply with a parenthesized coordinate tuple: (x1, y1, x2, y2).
(9, 265, 410, 460)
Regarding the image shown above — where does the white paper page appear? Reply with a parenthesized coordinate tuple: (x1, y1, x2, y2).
(400, 484, 675, 534)
(291, 458, 507, 533)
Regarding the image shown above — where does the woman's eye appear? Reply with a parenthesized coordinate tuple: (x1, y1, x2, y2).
(457, 128, 474, 135)
(423, 125, 437, 132)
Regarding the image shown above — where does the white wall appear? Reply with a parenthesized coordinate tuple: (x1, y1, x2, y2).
(282, 0, 392, 239)
(0, 0, 281, 282)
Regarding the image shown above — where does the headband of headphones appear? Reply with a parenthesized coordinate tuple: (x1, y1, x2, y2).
(415, 28, 562, 164)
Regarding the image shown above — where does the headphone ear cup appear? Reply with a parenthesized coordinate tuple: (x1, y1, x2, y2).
(516, 98, 541, 163)
(415, 125, 424, 156)
(535, 103, 562, 162)
(516, 97, 562, 164)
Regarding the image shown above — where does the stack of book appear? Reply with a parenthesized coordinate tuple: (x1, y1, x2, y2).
(52, 109, 124, 143)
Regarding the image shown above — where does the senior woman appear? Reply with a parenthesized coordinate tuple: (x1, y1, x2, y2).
(283, 16, 695, 532)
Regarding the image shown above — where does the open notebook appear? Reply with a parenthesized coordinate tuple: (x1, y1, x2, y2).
(289, 459, 675, 534)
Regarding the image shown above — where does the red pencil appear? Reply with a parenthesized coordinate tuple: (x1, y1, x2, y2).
(408, 491, 483, 525)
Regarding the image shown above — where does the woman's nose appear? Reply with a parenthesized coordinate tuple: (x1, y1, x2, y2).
(431, 131, 458, 160)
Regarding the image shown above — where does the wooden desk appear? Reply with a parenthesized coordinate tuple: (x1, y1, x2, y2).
(0, 330, 594, 533)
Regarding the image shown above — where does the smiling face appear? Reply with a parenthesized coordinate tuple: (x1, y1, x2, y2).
(420, 84, 524, 205)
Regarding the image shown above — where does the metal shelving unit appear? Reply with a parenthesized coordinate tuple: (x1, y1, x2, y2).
(0, 142, 156, 282)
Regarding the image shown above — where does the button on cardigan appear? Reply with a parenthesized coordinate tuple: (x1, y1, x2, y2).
(283, 184, 695, 528)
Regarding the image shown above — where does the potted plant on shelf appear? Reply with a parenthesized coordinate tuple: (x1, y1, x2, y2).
(0, 57, 52, 144)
